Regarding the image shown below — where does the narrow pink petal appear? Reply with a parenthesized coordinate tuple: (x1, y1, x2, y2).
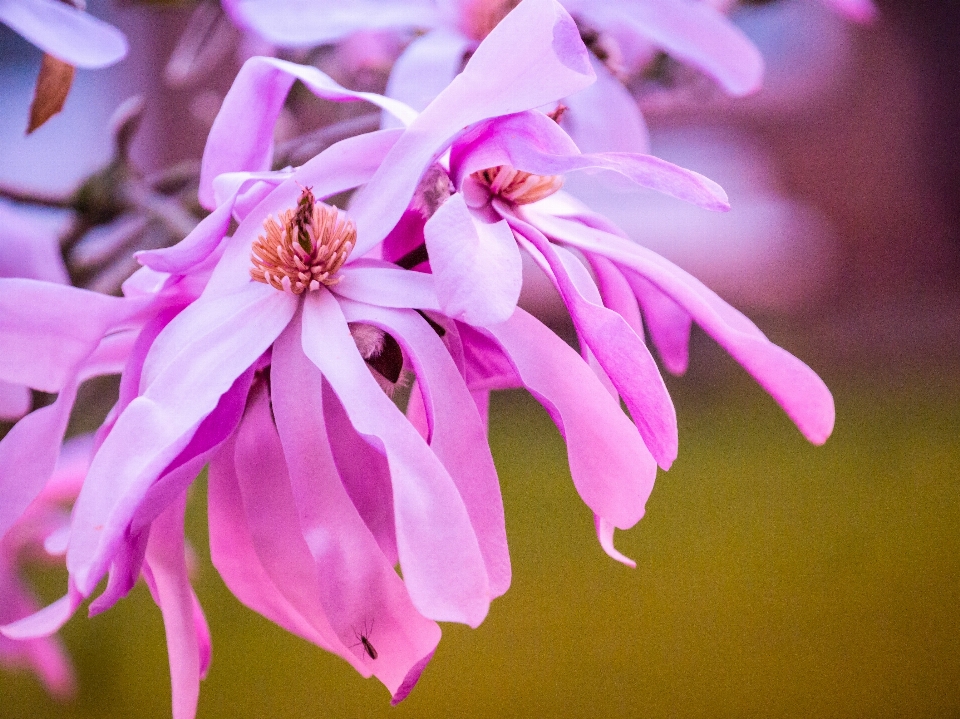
(385, 29, 472, 114)
(273, 317, 441, 696)
(302, 290, 489, 626)
(67, 286, 295, 596)
(350, 0, 595, 255)
(0, 280, 147, 393)
(233, 0, 438, 46)
(142, 493, 201, 719)
(0, 581, 82, 640)
(507, 211, 678, 469)
(340, 300, 510, 598)
(628, 272, 692, 376)
(568, 0, 764, 95)
(589, 254, 644, 340)
(423, 193, 522, 326)
(0, 0, 127, 68)
(136, 196, 235, 275)
(484, 309, 655, 529)
(333, 264, 440, 311)
(208, 434, 335, 649)
(561, 56, 650, 154)
(451, 111, 728, 211)
(199, 57, 415, 208)
(533, 211, 836, 444)
(595, 515, 636, 569)
(192, 592, 211, 680)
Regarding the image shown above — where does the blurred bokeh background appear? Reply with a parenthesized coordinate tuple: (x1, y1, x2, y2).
(2, 0, 959, 716)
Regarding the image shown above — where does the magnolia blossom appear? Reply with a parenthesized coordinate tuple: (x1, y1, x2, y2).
(226, 0, 763, 153)
(0, 0, 127, 68)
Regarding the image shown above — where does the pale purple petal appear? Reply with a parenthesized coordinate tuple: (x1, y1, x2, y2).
(0, 0, 127, 68)
(199, 57, 416, 208)
(350, 0, 595, 255)
(142, 493, 201, 719)
(333, 264, 440, 311)
(484, 309, 655, 529)
(628, 271, 692, 376)
(0, 381, 30, 421)
(561, 55, 650, 154)
(0, 201, 69, 284)
(301, 290, 490, 626)
(67, 285, 296, 596)
(595, 515, 636, 569)
(232, 0, 438, 46)
(385, 29, 472, 115)
(451, 111, 729, 211)
(1, 581, 83, 640)
(340, 300, 510, 598)
(423, 193, 522, 326)
(506, 211, 678, 469)
(531, 211, 836, 445)
(566, 0, 764, 96)
(273, 317, 441, 696)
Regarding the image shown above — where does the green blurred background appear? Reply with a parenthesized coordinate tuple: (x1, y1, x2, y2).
(4, 323, 959, 718)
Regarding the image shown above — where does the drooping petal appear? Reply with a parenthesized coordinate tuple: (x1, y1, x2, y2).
(628, 271, 692, 376)
(67, 285, 295, 596)
(588, 254, 644, 339)
(506, 211, 678, 469)
(594, 515, 636, 569)
(142, 493, 202, 719)
(423, 193, 522, 326)
(350, 0, 595, 255)
(451, 111, 729, 211)
(566, 0, 764, 96)
(530, 211, 836, 445)
(301, 290, 489, 626)
(561, 55, 650, 154)
(199, 57, 416, 208)
(385, 29, 472, 116)
(273, 316, 441, 697)
(484, 309, 655, 529)
(0, 0, 127, 68)
(340, 300, 510, 598)
(231, 0, 438, 46)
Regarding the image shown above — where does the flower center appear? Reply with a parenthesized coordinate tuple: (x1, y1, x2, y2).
(462, 0, 522, 41)
(472, 165, 564, 206)
(250, 188, 356, 294)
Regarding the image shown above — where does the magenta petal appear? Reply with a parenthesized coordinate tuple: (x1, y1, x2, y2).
(199, 57, 416, 208)
(350, 0, 595, 255)
(452, 111, 728, 211)
(628, 272, 692, 376)
(340, 300, 510, 599)
(594, 515, 636, 569)
(385, 29, 472, 115)
(0, 280, 146, 393)
(0, 0, 127, 68)
(136, 194, 236, 275)
(567, 0, 763, 96)
(423, 193, 522, 326)
(534, 212, 836, 445)
(507, 212, 678, 469)
(561, 56, 650, 154)
(142, 493, 202, 719)
(67, 286, 295, 596)
(485, 309, 655, 529)
(301, 291, 490, 626)
(273, 317, 441, 696)
(589, 254, 644, 340)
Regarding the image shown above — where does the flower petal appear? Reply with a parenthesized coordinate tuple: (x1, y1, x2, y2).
(424, 193, 522, 326)
(334, 264, 440, 311)
(628, 271, 692, 376)
(301, 290, 489, 626)
(484, 309, 655, 529)
(532, 211, 836, 445)
(199, 57, 416, 208)
(0, 0, 127, 68)
(273, 316, 441, 697)
(340, 300, 510, 598)
(385, 29, 472, 116)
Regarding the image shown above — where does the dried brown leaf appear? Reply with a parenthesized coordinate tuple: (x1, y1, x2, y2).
(27, 54, 76, 134)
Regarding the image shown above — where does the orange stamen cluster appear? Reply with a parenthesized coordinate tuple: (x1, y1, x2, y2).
(473, 165, 564, 205)
(251, 189, 356, 294)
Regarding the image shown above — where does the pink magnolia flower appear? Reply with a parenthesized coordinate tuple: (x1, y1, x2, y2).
(0, 0, 127, 68)
(0, 434, 91, 697)
(226, 0, 763, 153)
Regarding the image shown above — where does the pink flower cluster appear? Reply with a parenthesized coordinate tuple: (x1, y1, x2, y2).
(0, 0, 840, 715)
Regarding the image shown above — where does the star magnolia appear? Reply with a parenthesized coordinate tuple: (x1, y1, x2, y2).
(0, 0, 127, 68)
